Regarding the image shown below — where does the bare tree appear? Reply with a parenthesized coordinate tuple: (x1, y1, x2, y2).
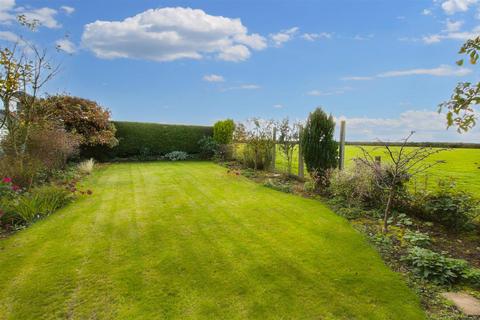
(356, 131, 446, 233)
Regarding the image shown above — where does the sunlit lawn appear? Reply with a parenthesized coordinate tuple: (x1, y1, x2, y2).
(0, 162, 425, 319)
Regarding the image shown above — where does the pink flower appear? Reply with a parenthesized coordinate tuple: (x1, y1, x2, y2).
(2, 177, 12, 184)
(11, 185, 20, 191)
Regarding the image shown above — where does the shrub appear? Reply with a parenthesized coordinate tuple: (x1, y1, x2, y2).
(164, 151, 188, 161)
(263, 179, 292, 193)
(241, 119, 275, 170)
(198, 136, 219, 160)
(403, 230, 430, 247)
(41, 95, 118, 148)
(410, 181, 479, 231)
(27, 124, 81, 171)
(403, 246, 473, 285)
(0, 155, 43, 189)
(328, 163, 377, 207)
(213, 119, 235, 144)
(6, 185, 73, 224)
(77, 159, 95, 175)
(242, 143, 273, 170)
(1, 123, 81, 188)
(83, 122, 213, 160)
(300, 108, 338, 189)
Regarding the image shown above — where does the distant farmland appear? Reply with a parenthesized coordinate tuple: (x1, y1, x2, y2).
(274, 146, 480, 195)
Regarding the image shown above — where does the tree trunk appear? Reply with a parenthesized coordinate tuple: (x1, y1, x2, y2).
(383, 188, 394, 233)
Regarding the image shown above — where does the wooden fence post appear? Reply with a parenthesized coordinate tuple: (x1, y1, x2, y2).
(339, 120, 346, 170)
(271, 127, 276, 172)
(298, 126, 304, 179)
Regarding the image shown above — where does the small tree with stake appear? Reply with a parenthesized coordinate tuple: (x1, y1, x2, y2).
(277, 118, 299, 176)
(356, 131, 446, 233)
(300, 107, 338, 190)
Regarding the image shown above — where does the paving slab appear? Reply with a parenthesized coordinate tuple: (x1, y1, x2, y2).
(442, 292, 480, 316)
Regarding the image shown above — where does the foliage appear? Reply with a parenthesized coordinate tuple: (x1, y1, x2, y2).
(77, 159, 95, 175)
(0, 28, 67, 188)
(277, 118, 299, 175)
(83, 121, 213, 160)
(356, 132, 445, 232)
(197, 136, 219, 160)
(41, 95, 118, 147)
(213, 119, 235, 145)
(263, 179, 292, 193)
(403, 230, 431, 247)
(164, 151, 189, 161)
(4, 185, 73, 224)
(300, 108, 338, 188)
(439, 36, 480, 132)
(26, 124, 81, 170)
(403, 246, 476, 285)
(328, 162, 379, 207)
(241, 118, 275, 170)
(303, 180, 316, 193)
(410, 181, 480, 231)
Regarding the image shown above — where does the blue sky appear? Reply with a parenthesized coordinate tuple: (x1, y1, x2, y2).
(1, 0, 480, 141)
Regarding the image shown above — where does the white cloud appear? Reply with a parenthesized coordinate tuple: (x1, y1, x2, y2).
(301, 32, 332, 41)
(222, 84, 260, 91)
(22, 7, 60, 28)
(55, 38, 76, 54)
(343, 64, 471, 80)
(441, 0, 477, 14)
(0, 1, 60, 29)
(353, 34, 374, 41)
(338, 110, 480, 142)
(60, 6, 75, 15)
(378, 65, 471, 77)
(273, 104, 284, 109)
(445, 19, 463, 32)
(422, 9, 433, 15)
(307, 87, 352, 96)
(0, 30, 20, 42)
(422, 25, 480, 44)
(342, 76, 374, 81)
(269, 27, 298, 47)
(81, 7, 266, 62)
(203, 74, 224, 82)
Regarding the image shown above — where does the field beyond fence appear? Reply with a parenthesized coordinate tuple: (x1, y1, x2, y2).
(234, 143, 480, 196)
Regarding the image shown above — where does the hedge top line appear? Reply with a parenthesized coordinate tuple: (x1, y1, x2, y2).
(112, 120, 213, 129)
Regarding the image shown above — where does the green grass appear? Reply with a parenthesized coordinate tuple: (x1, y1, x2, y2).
(275, 145, 480, 195)
(0, 162, 425, 319)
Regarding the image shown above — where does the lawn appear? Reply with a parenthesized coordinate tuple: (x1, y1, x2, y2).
(0, 162, 425, 319)
(275, 145, 480, 195)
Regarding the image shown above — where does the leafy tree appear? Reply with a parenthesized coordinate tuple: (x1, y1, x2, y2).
(40, 95, 118, 148)
(440, 36, 480, 132)
(300, 108, 338, 188)
(213, 119, 235, 144)
(277, 118, 299, 175)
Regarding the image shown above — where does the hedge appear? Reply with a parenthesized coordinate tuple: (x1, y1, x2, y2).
(82, 121, 213, 160)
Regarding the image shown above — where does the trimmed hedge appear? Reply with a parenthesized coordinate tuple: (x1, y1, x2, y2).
(82, 121, 213, 160)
